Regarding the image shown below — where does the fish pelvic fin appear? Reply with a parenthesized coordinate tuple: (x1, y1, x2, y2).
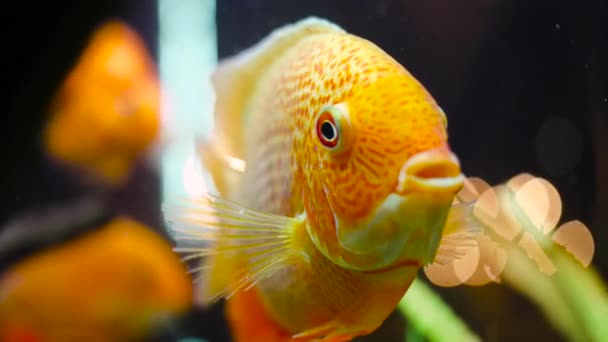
(431, 200, 483, 265)
(163, 194, 306, 306)
(211, 17, 345, 160)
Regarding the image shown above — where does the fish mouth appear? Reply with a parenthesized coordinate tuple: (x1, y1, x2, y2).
(396, 145, 464, 195)
(329, 145, 465, 271)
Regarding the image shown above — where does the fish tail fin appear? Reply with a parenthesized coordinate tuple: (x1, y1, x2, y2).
(226, 287, 292, 342)
(211, 17, 345, 160)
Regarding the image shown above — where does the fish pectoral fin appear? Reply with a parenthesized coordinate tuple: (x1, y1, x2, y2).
(163, 194, 305, 305)
(430, 200, 483, 265)
(196, 136, 245, 196)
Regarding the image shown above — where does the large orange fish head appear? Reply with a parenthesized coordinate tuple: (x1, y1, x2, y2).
(308, 74, 464, 271)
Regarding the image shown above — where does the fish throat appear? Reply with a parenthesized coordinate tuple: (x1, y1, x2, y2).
(306, 190, 455, 272)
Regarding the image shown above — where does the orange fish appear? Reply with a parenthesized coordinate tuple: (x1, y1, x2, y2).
(165, 17, 479, 342)
(0, 212, 192, 342)
(44, 20, 160, 186)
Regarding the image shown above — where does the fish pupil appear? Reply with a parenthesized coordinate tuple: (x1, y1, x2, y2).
(321, 121, 337, 141)
(316, 109, 339, 149)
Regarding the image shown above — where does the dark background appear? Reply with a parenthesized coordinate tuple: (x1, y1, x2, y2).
(1, 0, 606, 341)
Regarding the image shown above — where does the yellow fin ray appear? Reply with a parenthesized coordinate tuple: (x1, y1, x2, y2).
(163, 194, 304, 305)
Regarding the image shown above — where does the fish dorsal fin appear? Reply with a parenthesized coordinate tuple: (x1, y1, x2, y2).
(212, 17, 345, 160)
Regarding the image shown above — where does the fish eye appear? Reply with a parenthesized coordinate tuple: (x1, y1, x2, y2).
(316, 108, 340, 149)
(315, 104, 352, 153)
(318, 118, 337, 146)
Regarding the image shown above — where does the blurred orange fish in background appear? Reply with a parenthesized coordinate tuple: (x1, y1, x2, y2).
(0, 200, 193, 342)
(44, 20, 161, 187)
(165, 17, 480, 342)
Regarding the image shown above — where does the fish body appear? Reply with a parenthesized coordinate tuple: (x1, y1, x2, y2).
(44, 20, 160, 186)
(0, 217, 192, 342)
(166, 17, 476, 342)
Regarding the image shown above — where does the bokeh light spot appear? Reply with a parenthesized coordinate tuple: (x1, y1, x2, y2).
(514, 178, 562, 234)
(424, 260, 466, 288)
(452, 243, 482, 284)
(506, 173, 534, 192)
(463, 235, 507, 286)
(518, 232, 557, 275)
(475, 185, 523, 241)
(552, 220, 595, 267)
(457, 177, 491, 203)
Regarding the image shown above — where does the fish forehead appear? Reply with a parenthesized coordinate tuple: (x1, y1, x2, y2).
(246, 33, 407, 130)
(280, 33, 405, 120)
